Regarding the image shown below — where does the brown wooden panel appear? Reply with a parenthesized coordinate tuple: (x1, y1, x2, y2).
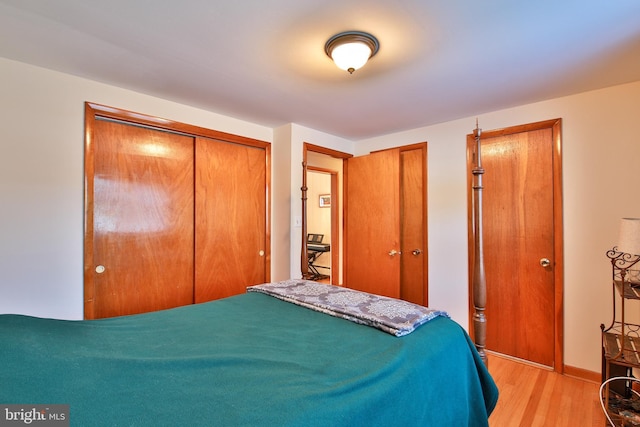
(195, 137, 266, 302)
(481, 128, 555, 366)
(92, 119, 195, 318)
(345, 149, 400, 298)
(400, 148, 426, 305)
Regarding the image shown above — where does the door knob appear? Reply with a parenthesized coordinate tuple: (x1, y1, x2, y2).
(412, 249, 422, 256)
(539, 258, 551, 268)
(388, 249, 402, 256)
(95, 265, 106, 274)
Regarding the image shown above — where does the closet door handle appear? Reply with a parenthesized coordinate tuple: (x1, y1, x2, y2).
(388, 250, 402, 256)
(412, 249, 422, 256)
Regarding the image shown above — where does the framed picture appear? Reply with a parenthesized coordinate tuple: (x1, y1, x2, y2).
(319, 194, 331, 208)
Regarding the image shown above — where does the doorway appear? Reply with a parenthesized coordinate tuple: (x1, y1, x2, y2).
(303, 144, 351, 285)
(306, 167, 337, 283)
(467, 119, 563, 371)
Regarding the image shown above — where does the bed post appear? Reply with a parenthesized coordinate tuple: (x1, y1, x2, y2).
(472, 121, 488, 364)
(301, 161, 309, 279)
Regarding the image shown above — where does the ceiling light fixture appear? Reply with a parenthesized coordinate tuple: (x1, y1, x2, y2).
(324, 31, 379, 74)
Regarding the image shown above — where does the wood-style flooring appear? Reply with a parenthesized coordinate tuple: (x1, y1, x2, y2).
(488, 353, 608, 426)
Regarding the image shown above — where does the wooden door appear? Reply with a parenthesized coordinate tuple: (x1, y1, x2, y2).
(346, 149, 401, 298)
(400, 147, 427, 305)
(194, 137, 267, 302)
(468, 120, 562, 368)
(90, 119, 195, 318)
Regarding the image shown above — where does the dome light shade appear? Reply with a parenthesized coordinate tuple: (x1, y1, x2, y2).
(330, 42, 371, 72)
(325, 31, 379, 74)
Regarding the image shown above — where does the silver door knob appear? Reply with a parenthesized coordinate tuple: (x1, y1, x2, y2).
(388, 250, 402, 256)
(412, 249, 422, 256)
(95, 265, 106, 274)
(539, 258, 551, 268)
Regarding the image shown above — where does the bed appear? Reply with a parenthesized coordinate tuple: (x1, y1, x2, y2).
(1, 280, 497, 426)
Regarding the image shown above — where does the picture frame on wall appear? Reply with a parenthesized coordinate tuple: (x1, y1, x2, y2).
(319, 194, 331, 208)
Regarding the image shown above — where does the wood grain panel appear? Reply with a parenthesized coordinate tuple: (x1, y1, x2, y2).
(345, 149, 400, 298)
(400, 148, 426, 305)
(481, 128, 555, 366)
(195, 137, 266, 302)
(92, 119, 195, 318)
(85, 103, 271, 319)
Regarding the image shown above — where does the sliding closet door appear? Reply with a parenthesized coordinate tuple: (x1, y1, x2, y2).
(195, 137, 267, 302)
(90, 119, 195, 318)
(345, 149, 401, 298)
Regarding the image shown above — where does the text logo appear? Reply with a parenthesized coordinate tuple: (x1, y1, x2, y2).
(0, 405, 69, 427)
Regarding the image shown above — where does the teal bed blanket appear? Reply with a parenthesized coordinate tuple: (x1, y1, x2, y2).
(0, 291, 498, 426)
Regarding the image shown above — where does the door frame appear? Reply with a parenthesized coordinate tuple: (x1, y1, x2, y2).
(302, 143, 352, 285)
(466, 118, 564, 372)
(84, 102, 271, 319)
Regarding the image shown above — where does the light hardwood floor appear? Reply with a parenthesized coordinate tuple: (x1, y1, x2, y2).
(487, 354, 608, 426)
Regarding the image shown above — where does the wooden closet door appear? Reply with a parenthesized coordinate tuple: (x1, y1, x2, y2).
(195, 137, 267, 302)
(90, 119, 195, 318)
(400, 147, 427, 306)
(345, 149, 401, 298)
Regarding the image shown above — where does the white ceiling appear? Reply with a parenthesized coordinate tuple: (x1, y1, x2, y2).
(1, 0, 639, 140)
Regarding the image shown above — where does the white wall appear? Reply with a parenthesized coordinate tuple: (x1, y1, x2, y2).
(356, 80, 640, 373)
(271, 124, 293, 282)
(0, 57, 272, 320)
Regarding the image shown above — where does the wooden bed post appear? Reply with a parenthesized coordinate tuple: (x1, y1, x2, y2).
(472, 121, 488, 364)
(301, 161, 309, 279)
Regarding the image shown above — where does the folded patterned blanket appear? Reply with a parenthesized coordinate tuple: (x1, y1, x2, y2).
(247, 280, 449, 337)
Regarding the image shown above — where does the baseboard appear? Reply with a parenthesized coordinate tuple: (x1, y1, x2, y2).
(488, 351, 602, 384)
(563, 364, 601, 383)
